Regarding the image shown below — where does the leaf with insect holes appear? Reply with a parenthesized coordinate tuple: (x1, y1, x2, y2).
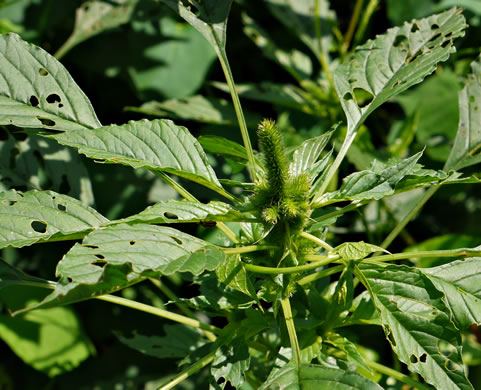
(445, 55, 481, 170)
(114, 199, 247, 225)
(158, 0, 232, 56)
(47, 119, 224, 194)
(212, 337, 250, 389)
(57, 0, 138, 59)
(421, 255, 481, 330)
(0, 33, 101, 131)
(0, 189, 108, 249)
(260, 361, 383, 390)
(13, 224, 225, 315)
(360, 263, 473, 390)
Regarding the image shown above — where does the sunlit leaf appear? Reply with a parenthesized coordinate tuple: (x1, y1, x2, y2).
(360, 263, 473, 390)
(48, 119, 224, 193)
(289, 131, 333, 178)
(0, 33, 101, 131)
(0, 189, 108, 249)
(216, 254, 257, 300)
(335, 241, 387, 261)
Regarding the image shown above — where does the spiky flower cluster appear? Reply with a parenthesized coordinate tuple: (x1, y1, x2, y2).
(250, 119, 311, 230)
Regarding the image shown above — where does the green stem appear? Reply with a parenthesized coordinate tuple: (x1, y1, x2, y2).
(217, 51, 257, 182)
(298, 264, 344, 286)
(244, 255, 339, 275)
(223, 245, 276, 255)
(380, 185, 440, 250)
(353, 0, 379, 47)
(95, 294, 221, 335)
(341, 0, 363, 56)
(300, 231, 334, 252)
(281, 296, 301, 369)
(366, 360, 433, 390)
(313, 0, 335, 91)
(159, 350, 216, 390)
(366, 248, 481, 264)
(156, 171, 239, 244)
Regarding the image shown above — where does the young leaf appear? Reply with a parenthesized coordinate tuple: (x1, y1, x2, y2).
(0, 189, 108, 249)
(260, 361, 383, 390)
(199, 135, 250, 162)
(325, 332, 372, 373)
(0, 33, 101, 131)
(48, 119, 225, 194)
(116, 325, 207, 359)
(289, 130, 333, 178)
(421, 256, 481, 330)
(335, 241, 388, 261)
(360, 263, 474, 390)
(115, 199, 246, 225)
(14, 224, 225, 314)
(55, 0, 138, 59)
(158, 0, 232, 56)
(215, 254, 257, 300)
(321, 8, 466, 195)
(445, 55, 481, 170)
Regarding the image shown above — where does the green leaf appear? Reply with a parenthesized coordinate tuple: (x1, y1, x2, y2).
(158, 0, 232, 56)
(115, 199, 245, 225)
(0, 259, 52, 289)
(346, 291, 380, 326)
(116, 324, 207, 359)
(55, 0, 138, 59)
(323, 8, 466, 195)
(0, 33, 101, 131)
(199, 135, 250, 162)
(317, 151, 424, 204)
(216, 254, 257, 300)
(421, 256, 481, 330)
(211, 337, 250, 389)
(0, 290, 93, 377)
(325, 332, 371, 373)
(14, 224, 225, 314)
(360, 263, 473, 390)
(0, 189, 108, 249)
(48, 119, 224, 193)
(126, 95, 260, 126)
(260, 361, 383, 390)
(445, 56, 481, 170)
(335, 241, 388, 261)
(289, 131, 333, 178)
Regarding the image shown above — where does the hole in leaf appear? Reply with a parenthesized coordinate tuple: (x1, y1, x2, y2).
(393, 35, 408, 47)
(411, 23, 420, 33)
(31, 220, 47, 233)
(46, 93, 61, 104)
(4, 200, 16, 206)
(171, 236, 182, 245)
(91, 259, 107, 267)
(57, 204, 66, 211)
(392, 79, 407, 89)
(58, 103, 64, 108)
(441, 40, 450, 49)
(129, 241, 136, 245)
(431, 23, 440, 30)
(95, 254, 105, 259)
(85, 245, 99, 249)
(39, 68, 49, 76)
(410, 354, 418, 364)
(343, 92, 353, 101)
(67, 277, 73, 283)
(163, 212, 179, 220)
(30, 95, 39, 107)
(420, 353, 427, 363)
(429, 32, 442, 43)
(353, 88, 374, 108)
(36, 116, 56, 127)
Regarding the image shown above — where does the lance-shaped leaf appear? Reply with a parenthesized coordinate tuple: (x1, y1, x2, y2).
(14, 224, 225, 314)
(0, 189, 108, 249)
(115, 199, 246, 225)
(0, 33, 101, 131)
(320, 8, 466, 195)
(421, 256, 481, 330)
(158, 0, 232, 56)
(55, 0, 138, 59)
(199, 135, 250, 162)
(317, 151, 423, 204)
(360, 263, 473, 390)
(0, 258, 53, 290)
(48, 119, 224, 193)
(445, 55, 481, 170)
(289, 130, 333, 178)
(260, 361, 383, 390)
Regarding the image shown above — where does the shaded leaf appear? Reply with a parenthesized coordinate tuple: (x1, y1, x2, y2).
(48, 119, 224, 193)
(116, 324, 207, 359)
(0, 33, 101, 131)
(0, 259, 52, 290)
(212, 337, 250, 389)
(216, 254, 257, 300)
(14, 224, 225, 314)
(360, 263, 473, 390)
(0, 189, 108, 249)
(421, 256, 481, 329)
(260, 361, 383, 390)
(445, 55, 481, 170)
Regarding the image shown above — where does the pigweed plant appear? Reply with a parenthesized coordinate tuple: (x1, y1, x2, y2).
(1, 1, 481, 389)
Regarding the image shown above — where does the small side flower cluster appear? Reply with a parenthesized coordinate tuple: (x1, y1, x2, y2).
(249, 119, 310, 231)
